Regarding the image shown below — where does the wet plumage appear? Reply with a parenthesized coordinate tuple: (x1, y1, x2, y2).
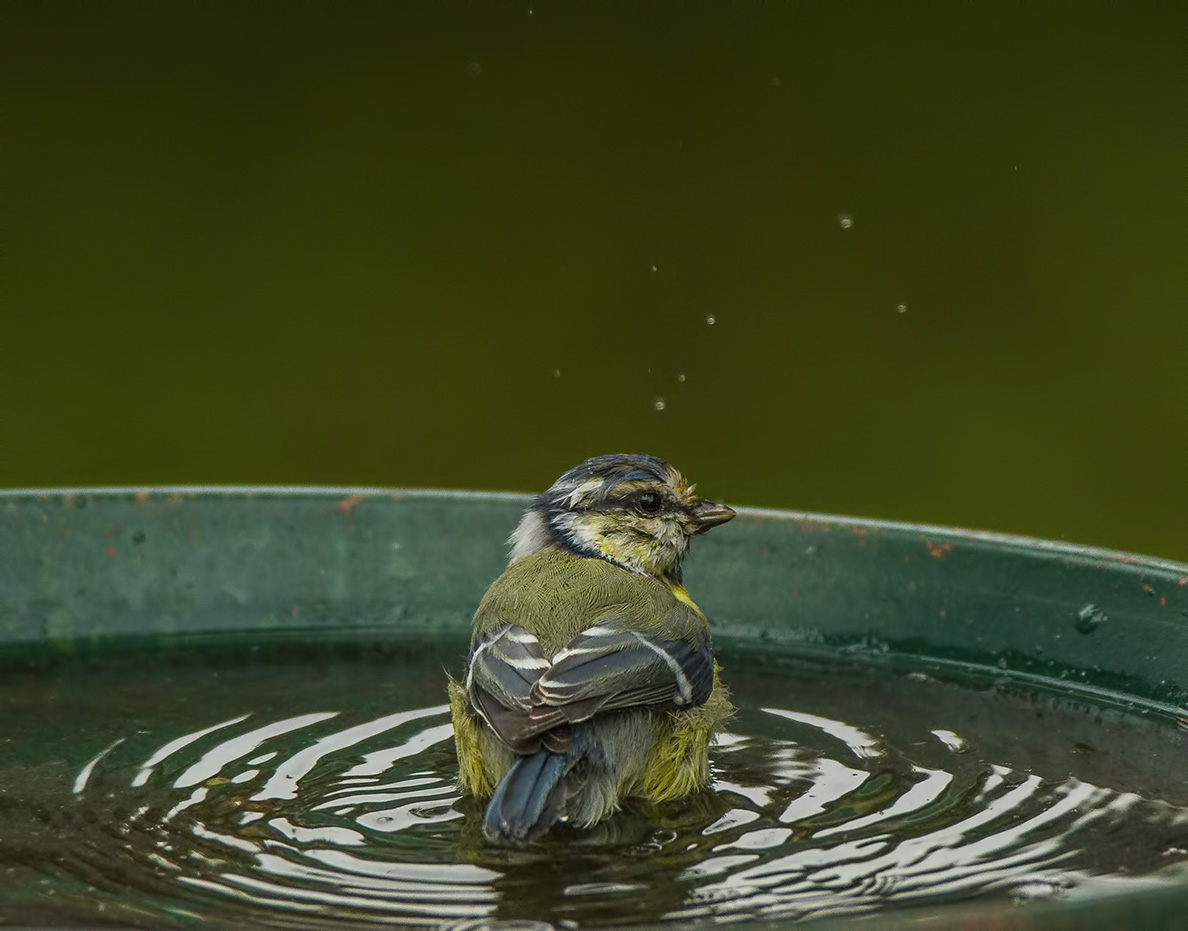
(449, 453, 735, 843)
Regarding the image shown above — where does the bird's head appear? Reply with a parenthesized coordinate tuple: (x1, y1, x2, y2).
(509, 453, 735, 582)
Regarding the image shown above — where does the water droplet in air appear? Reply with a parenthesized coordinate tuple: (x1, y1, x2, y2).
(706, 315, 716, 326)
(654, 398, 666, 411)
(677, 373, 686, 382)
(552, 369, 561, 378)
(838, 213, 854, 230)
(896, 303, 908, 313)
(1076, 604, 1107, 634)
(650, 264, 658, 273)
(467, 62, 483, 77)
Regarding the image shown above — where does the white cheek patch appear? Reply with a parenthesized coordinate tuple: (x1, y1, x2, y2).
(551, 511, 603, 554)
(653, 520, 688, 560)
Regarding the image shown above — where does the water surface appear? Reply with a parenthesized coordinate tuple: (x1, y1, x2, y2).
(2, 639, 1186, 928)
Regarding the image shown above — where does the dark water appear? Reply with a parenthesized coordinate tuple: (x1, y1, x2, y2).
(2, 640, 1186, 928)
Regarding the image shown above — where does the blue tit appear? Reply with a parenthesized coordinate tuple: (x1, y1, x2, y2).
(448, 453, 736, 843)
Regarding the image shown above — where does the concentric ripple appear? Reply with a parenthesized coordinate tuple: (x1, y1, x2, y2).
(2, 649, 1186, 928)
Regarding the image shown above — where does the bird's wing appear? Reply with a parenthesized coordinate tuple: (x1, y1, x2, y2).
(468, 624, 551, 709)
(466, 624, 554, 752)
(532, 624, 713, 716)
(465, 617, 714, 753)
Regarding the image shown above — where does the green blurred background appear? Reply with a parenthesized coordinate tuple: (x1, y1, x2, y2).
(6, 3, 1187, 560)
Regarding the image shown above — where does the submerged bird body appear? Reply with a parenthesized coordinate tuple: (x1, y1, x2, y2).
(449, 453, 735, 843)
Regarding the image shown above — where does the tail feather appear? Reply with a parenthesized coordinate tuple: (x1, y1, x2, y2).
(483, 750, 569, 843)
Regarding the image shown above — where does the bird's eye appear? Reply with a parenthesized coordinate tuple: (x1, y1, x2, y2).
(636, 492, 663, 515)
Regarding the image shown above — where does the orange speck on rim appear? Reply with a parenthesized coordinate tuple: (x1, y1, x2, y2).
(1179, 576, 1187, 586)
(337, 493, 366, 514)
(135, 491, 150, 501)
(926, 541, 953, 559)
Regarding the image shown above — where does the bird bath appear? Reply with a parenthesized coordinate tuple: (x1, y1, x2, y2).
(2, 488, 1186, 929)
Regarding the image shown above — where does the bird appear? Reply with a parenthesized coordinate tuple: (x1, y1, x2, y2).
(448, 453, 736, 843)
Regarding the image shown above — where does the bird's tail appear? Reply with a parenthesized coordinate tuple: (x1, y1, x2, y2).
(483, 750, 570, 843)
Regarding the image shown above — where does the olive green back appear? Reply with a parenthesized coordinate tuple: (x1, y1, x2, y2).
(471, 548, 706, 654)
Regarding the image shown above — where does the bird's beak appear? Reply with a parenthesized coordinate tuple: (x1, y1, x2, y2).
(691, 499, 736, 533)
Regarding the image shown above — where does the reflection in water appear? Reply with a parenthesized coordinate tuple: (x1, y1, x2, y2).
(38, 686, 1185, 928)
